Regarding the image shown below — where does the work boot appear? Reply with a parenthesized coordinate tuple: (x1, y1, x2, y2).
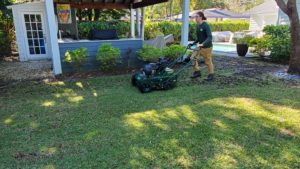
(190, 71, 201, 78)
(204, 74, 214, 81)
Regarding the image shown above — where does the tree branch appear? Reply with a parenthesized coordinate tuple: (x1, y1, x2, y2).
(275, 0, 288, 14)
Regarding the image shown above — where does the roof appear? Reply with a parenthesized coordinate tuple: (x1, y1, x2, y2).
(245, 0, 279, 15)
(7, 1, 44, 9)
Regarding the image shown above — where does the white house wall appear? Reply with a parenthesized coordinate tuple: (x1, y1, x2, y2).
(10, 2, 51, 61)
(249, 15, 262, 30)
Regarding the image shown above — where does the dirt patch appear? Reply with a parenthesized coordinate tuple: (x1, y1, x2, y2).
(14, 151, 53, 162)
(0, 60, 53, 83)
(1, 56, 299, 88)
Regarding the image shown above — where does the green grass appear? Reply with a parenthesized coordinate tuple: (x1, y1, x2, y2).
(1, 74, 300, 168)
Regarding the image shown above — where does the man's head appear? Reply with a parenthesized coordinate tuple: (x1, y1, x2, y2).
(194, 11, 207, 24)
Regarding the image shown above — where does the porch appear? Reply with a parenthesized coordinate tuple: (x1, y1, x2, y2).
(59, 38, 143, 72)
(8, 0, 191, 75)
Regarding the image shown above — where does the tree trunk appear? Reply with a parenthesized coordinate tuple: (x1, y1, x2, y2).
(77, 9, 82, 22)
(94, 9, 100, 21)
(275, 0, 300, 75)
(88, 9, 93, 21)
(170, 0, 174, 20)
(287, 3, 300, 74)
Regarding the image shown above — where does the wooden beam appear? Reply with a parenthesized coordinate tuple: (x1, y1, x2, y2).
(54, 2, 130, 9)
(132, 0, 168, 9)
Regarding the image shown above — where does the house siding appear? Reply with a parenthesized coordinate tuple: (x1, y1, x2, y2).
(59, 39, 144, 72)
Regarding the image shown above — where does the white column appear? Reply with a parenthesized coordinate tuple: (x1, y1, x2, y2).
(136, 8, 141, 38)
(141, 7, 145, 40)
(181, 0, 190, 46)
(130, 8, 135, 38)
(45, 0, 62, 75)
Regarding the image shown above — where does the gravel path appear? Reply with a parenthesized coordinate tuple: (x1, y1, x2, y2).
(0, 60, 54, 85)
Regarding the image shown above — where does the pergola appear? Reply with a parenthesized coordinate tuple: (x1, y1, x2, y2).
(9, 0, 190, 75)
(53, 0, 169, 9)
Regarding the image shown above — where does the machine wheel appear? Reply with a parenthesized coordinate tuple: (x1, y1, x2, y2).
(163, 81, 176, 90)
(163, 77, 177, 90)
(139, 83, 152, 93)
(131, 71, 142, 86)
(131, 74, 137, 86)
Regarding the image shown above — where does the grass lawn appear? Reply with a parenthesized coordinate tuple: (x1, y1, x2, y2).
(1, 57, 300, 168)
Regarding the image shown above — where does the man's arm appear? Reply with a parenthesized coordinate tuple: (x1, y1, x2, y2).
(191, 26, 199, 45)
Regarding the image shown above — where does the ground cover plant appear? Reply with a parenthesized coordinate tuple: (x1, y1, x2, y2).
(0, 56, 299, 168)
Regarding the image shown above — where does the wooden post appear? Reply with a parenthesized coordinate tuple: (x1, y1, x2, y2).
(130, 7, 135, 38)
(181, 0, 189, 46)
(45, 0, 62, 75)
(141, 7, 145, 40)
(136, 8, 141, 38)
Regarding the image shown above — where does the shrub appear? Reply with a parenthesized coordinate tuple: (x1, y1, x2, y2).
(249, 25, 291, 62)
(137, 45, 163, 62)
(163, 44, 186, 60)
(233, 35, 255, 45)
(249, 36, 271, 56)
(78, 21, 130, 39)
(64, 47, 88, 70)
(96, 43, 120, 71)
(263, 25, 291, 62)
(78, 20, 249, 42)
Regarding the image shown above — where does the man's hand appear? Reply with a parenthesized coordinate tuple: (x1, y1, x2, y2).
(199, 44, 204, 47)
(187, 43, 194, 48)
(183, 56, 191, 63)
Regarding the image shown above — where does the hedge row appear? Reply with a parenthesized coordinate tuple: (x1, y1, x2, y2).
(78, 20, 249, 41)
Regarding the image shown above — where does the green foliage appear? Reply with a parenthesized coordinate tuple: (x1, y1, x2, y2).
(145, 21, 249, 42)
(233, 35, 255, 45)
(96, 43, 120, 71)
(163, 44, 186, 60)
(78, 21, 130, 39)
(137, 45, 163, 62)
(76, 9, 128, 21)
(64, 47, 88, 70)
(250, 25, 291, 62)
(78, 21, 249, 42)
(0, 0, 15, 57)
(249, 36, 271, 56)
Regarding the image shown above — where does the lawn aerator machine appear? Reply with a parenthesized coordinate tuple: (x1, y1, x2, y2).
(132, 46, 194, 93)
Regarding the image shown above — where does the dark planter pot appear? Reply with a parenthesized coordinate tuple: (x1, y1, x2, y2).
(236, 44, 249, 57)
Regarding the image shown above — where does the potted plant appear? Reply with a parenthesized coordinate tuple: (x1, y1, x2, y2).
(234, 35, 254, 57)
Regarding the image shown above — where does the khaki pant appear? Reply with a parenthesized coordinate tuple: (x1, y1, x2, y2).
(190, 47, 214, 74)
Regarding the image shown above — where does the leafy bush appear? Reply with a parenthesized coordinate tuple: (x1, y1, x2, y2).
(249, 36, 271, 56)
(64, 47, 88, 70)
(250, 25, 291, 62)
(96, 43, 120, 71)
(137, 45, 163, 62)
(78, 21, 130, 39)
(233, 35, 255, 45)
(163, 44, 186, 60)
(78, 21, 249, 42)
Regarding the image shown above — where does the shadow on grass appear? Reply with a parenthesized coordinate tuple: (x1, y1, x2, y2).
(0, 75, 300, 168)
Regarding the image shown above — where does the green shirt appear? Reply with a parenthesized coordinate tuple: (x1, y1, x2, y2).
(193, 22, 213, 48)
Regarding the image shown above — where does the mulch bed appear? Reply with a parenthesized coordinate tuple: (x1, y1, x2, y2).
(1, 55, 299, 89)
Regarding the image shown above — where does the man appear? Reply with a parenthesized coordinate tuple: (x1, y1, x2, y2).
(189, 11, 214, 81)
